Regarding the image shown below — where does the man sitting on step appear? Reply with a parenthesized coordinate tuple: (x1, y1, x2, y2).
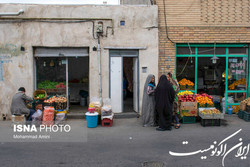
(10, 87, 35, 121)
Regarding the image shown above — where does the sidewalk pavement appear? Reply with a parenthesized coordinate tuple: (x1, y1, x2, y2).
(0, 114, 250, 167)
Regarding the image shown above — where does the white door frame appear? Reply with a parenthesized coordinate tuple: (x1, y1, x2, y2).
(109, 50, 139, 113)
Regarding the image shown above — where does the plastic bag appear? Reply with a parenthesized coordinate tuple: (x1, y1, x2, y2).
(31, 109, 42, 126)
(42, 106, 55, 126)
(101, 98, 112, 116)
(89, 97, 102, 114)
(221, 97, 234, 113)
(55, 113, 65, 125)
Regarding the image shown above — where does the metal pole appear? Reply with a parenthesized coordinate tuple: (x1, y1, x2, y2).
(66, 58, 69, 111)
(225, 48, 229, 114)
(195, 47, 198, 94)
(34, 58, 37, 90)
(98, 36, 102, 99)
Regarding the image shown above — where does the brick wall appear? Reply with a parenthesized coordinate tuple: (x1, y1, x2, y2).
(157, 0, 250, 76)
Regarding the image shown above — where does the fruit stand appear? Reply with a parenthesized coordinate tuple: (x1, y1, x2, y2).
(177, 87, 226, 126)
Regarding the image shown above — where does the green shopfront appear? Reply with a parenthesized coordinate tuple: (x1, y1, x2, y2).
(175, 44, 249, 113)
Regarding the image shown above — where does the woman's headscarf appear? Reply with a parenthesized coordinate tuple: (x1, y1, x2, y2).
(155, 75, 175, 108)
(143, 74, 154, 93)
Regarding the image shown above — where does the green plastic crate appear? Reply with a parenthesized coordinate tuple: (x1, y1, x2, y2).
(182, 116, 196, 124)
(238, 110, 244, 119)
(200, 118, 221, 127)
(243, 111, 250, 122)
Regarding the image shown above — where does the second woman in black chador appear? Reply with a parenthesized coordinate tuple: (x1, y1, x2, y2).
(155, 75, 175, 131)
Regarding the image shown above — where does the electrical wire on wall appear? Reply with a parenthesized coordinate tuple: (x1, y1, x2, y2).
(0, 18, 114, 40)
(177, 43, 192, 77)
(177, 43, 221, 77)
(163, 0, 174, 43)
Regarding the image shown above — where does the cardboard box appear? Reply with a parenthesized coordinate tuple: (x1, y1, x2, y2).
(180, 102, 198, 117)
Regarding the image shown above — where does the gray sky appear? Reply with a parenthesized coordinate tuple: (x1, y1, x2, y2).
(0, 0, 120, 5)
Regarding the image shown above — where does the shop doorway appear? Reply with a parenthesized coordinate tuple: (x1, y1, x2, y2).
(110, 50, 139, 113)
(123, 57, 137, 113)
(68, 57, 89, 112)
(34, 47, 89, 112)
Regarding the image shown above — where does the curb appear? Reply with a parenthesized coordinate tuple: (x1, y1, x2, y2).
(67, 112, 139, 119)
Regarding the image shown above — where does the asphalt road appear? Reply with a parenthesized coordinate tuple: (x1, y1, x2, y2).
(0, 115, 250, 167)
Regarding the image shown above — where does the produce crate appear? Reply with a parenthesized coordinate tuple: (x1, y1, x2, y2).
(237, 110, 244, 119)
(199, 108, 224, 119)
(33, 90, 47, 100)
(243, 111, 250, 122)
(54, 102, 67, 110)
(182, 116, 196, 124)
(201, 118, 221, 127)
(180, 102, 198, 117)
(213, 113, 225, 119)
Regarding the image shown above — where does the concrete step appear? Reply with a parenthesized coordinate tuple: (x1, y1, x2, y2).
(67, 112, 139, 119)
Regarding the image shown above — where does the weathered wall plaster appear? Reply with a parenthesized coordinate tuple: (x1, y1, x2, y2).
(0, 4, 158, 119)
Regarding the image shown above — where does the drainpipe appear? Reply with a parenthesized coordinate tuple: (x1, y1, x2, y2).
(0, 9, 24, 16)
(98, 36, 102, 99)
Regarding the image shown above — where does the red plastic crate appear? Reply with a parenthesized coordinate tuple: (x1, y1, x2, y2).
(102, 118, 113, 127)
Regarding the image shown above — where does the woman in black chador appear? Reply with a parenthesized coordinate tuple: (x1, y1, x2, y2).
(155, 75, 175, 131)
